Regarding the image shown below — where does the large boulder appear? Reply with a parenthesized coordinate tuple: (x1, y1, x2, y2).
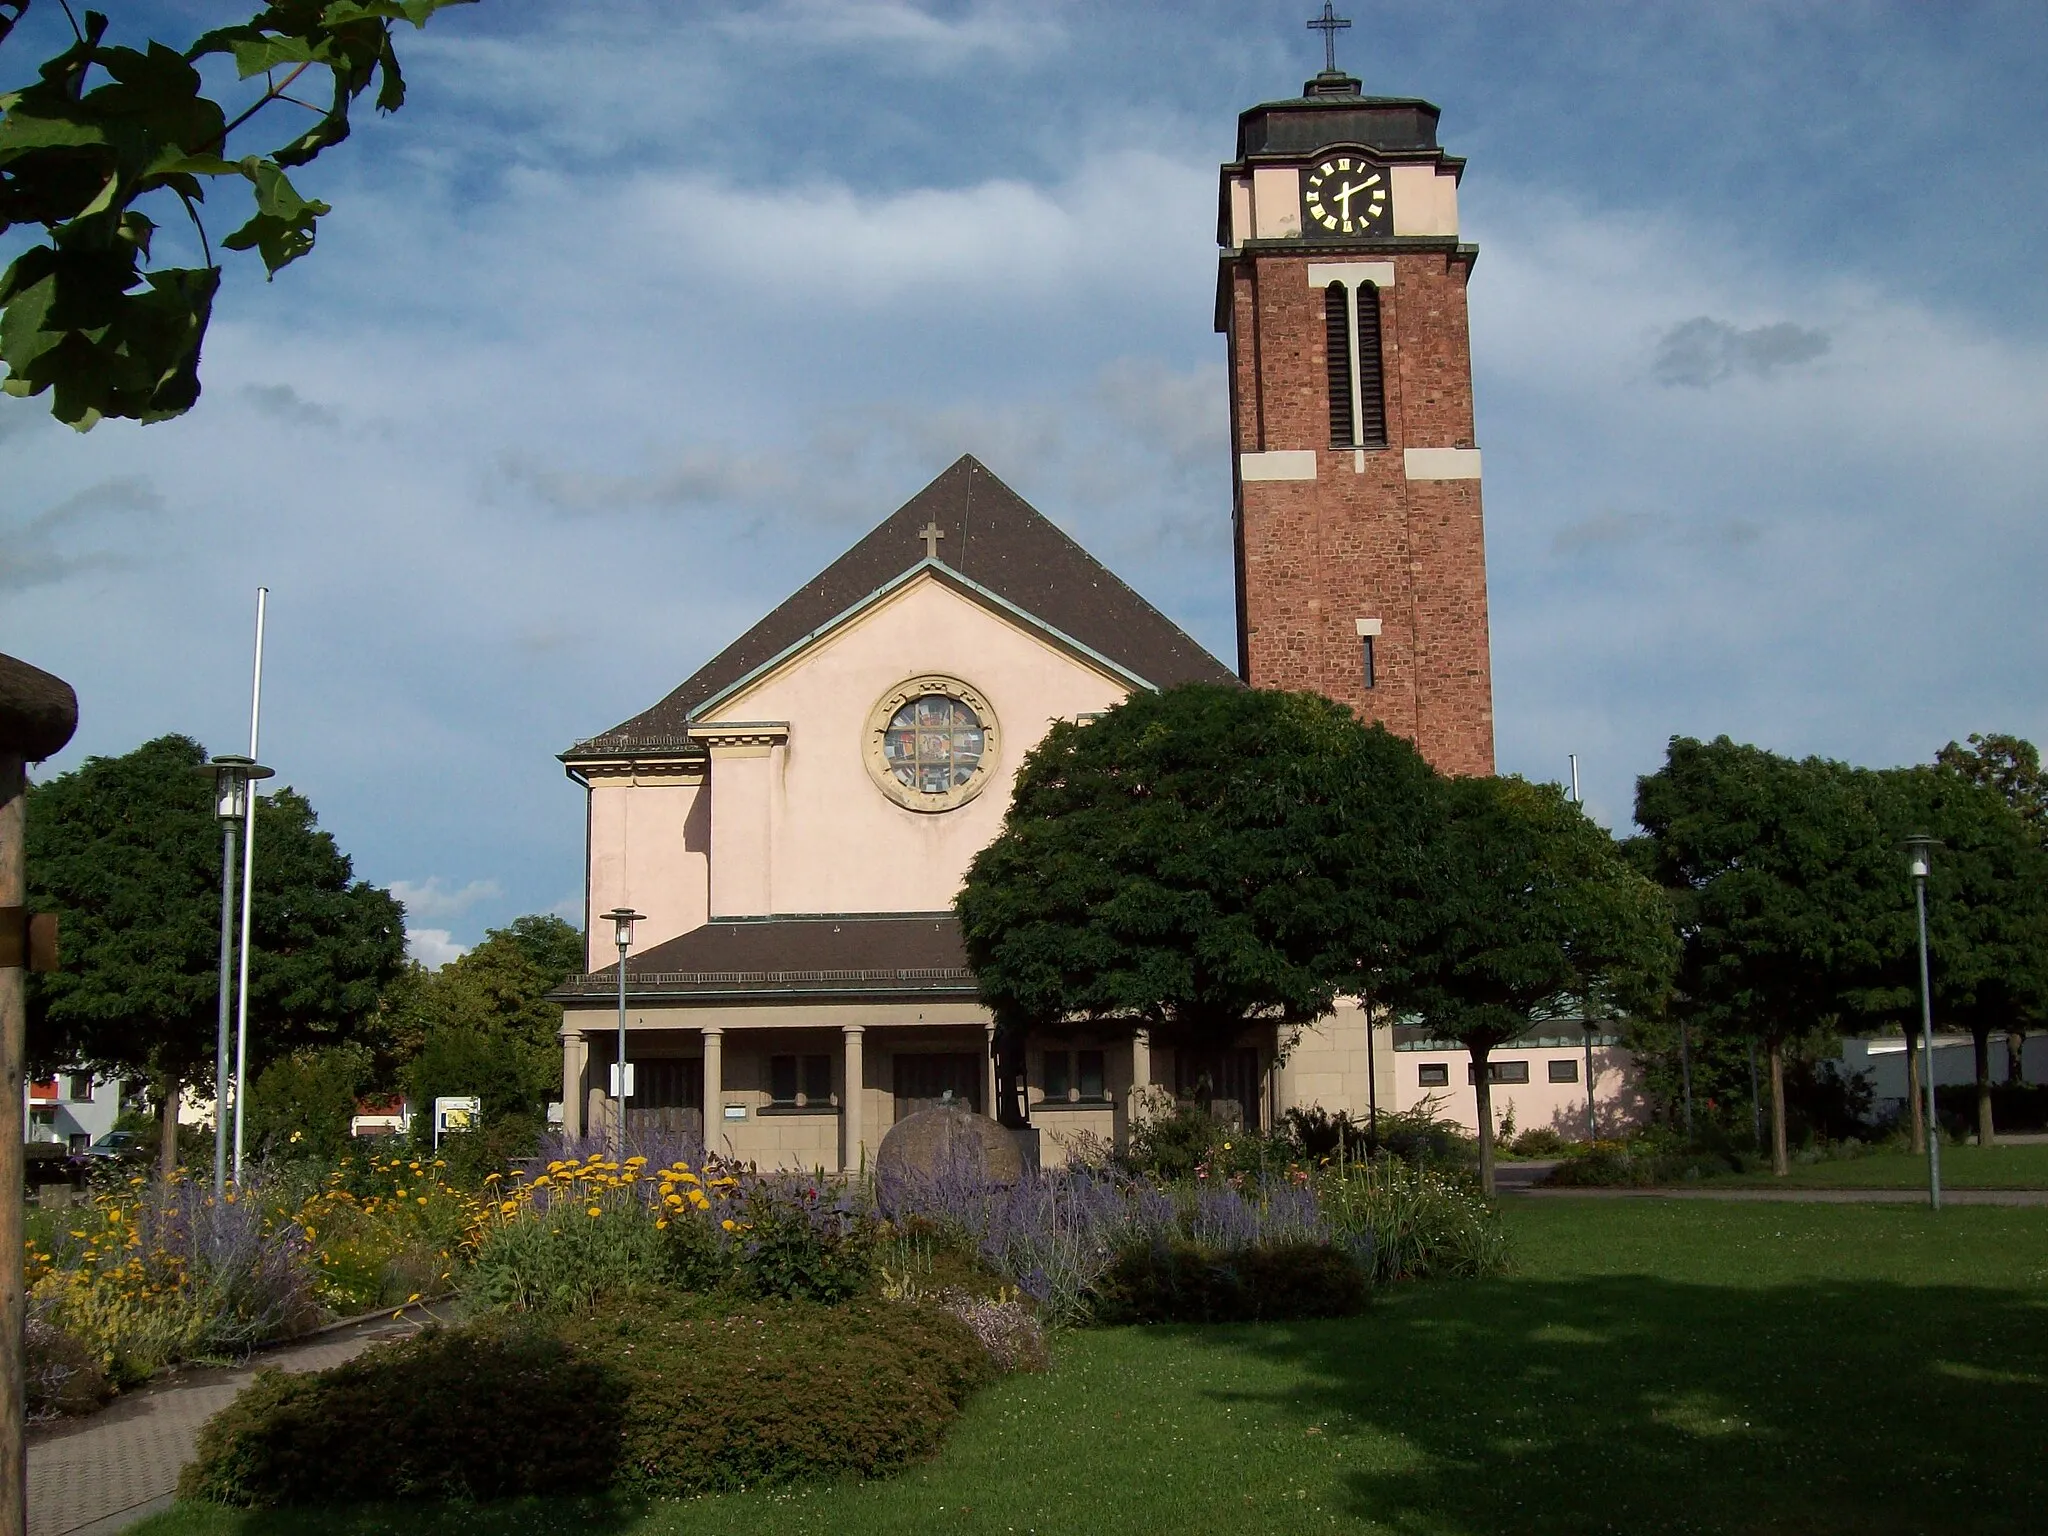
(875, 1105, 1031, 1190)
(0, 653, 78, 761)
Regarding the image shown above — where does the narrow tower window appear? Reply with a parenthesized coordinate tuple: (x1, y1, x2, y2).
(1356, 617, 1382, 691)
(1324, 281, 1353, 449)
(1355, 282, 1387, 448)
(1326, 281, 1388, 450)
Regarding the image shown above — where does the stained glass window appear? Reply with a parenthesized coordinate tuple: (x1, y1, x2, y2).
(881, 694, 985, 795)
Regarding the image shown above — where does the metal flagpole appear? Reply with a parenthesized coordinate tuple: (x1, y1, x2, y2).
(232, 589, 267, 1181)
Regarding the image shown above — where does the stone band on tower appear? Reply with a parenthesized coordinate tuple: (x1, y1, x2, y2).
(1218, 57, 1495, 776)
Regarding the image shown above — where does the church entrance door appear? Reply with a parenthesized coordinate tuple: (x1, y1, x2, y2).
(893, 1053, 982, 1121)
(1174, 1047, 1265, 1131)
(626, 1056, 704, 1139)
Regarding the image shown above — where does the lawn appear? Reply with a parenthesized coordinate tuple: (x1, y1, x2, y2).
(136, 1199, 2048, 1536)
(1701, 1140, 2048, 1189)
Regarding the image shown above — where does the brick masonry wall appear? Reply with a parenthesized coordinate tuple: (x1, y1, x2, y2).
(1229, 250, 1495, 776)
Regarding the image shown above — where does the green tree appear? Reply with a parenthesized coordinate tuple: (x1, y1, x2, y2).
(24, 733, 404, 1176)
(1392, 776, 1676, 1195)
(1935, 733, 2048, 1085)
(956, 684, 1442, 1127)
(400, 915, 584, 1153)
(1635, 738, 1892, 1175)
(1, 0, 470, 428)
(246, 1041, 371, 1163)
(1878, 764, 2048, 1145)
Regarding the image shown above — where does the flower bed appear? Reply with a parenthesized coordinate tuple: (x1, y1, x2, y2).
(24, 1153, 477, 1412)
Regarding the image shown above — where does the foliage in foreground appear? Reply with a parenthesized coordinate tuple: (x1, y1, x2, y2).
(0, 0, 471, 428)
(26, 1152, 469, 1399)
(138, 1203, 2048, 1536)
(881, 1150, 1506, 1323)
(180, 1294, 994, 1507)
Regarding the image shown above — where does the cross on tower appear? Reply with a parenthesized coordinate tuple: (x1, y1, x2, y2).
(919, 521, 946, 561)
(1307, 2, 1351, 75)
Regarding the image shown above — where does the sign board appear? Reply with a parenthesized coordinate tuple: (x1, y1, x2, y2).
(723, 1104, 747, 1121)
(609, 1063, 636, 1097)
(433, 1095, 481, 1149)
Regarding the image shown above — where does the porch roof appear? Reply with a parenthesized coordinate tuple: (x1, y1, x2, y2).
(556, 913, 977, 1004)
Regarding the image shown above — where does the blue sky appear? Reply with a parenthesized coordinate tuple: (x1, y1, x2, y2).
(5, 1, 2045, 964)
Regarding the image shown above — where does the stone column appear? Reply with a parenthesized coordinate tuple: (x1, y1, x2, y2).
(560, 1033, 587, 1140)
(984, 1023, 998, 1118)
(702, 1026, 723, 1145)
(842, 1025, 865, 1173)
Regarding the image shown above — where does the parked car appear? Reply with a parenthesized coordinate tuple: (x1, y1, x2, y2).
(72, 1129, 146, 1168)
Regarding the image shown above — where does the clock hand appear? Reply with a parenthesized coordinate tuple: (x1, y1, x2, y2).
(1334, 180, 1359, 219)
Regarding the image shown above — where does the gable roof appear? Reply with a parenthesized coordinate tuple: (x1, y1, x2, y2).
(569, 455, 1237, 756)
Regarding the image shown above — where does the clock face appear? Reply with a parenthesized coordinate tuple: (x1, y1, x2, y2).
(1303, 157, 1390, 237)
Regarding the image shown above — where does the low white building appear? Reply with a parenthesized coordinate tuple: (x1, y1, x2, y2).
(1838, 1035, 2047, 1116)
(26, 1071, 124, 1152)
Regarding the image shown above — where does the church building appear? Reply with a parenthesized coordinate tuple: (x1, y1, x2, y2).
(553, 54, 1637, 1165)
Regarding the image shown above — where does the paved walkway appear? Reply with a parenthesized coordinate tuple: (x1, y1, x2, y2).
(27, 1301, 460, 1536)
(1518, 1185, 2048, 1205)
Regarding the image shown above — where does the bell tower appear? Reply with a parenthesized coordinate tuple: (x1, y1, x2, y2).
(1218, 25, 1495, 775)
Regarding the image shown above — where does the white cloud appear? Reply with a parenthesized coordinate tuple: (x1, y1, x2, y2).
(391, 878, 505, 922)
(716, 1, 1065, 69)
(1469, 192, 2048, 821)
(405, 928, 470, 970)
(0, 477, 161, 594)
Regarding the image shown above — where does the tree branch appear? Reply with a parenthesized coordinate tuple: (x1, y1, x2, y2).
(208, 59, 316, 154)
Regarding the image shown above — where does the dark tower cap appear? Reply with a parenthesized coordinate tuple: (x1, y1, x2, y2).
(1234, 88, 1442, 160)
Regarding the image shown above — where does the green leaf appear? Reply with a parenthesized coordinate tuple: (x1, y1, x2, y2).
(220, 157, 329, 273)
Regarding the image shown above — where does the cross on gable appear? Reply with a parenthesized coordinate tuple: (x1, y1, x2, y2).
(1307, 2, 1351, 75)
(919, 521, 946, 561)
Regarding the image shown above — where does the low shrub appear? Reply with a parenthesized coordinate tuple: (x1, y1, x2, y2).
(1543, 1137, 1737, 1188)
(25, 1312, 109, 1419)
(179, 1319, 619, 1506)
(1092, 1239, 1367, 1324)
(730, 1178, 877, 1303)
(1316, 1159, 1511, 1283)
(181, 1295, 996, 1507)
(566, 1295, 993, 1496)
(1509, 1126, 1571, 1158)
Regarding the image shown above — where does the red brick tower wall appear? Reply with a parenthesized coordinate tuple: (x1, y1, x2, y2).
(1220, 87, 1496, 777)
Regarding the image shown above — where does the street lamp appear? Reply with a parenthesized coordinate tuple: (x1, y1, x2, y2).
(603, 907, 644, 1159)
(198, 755, 270, 1198)
(1905, 833, 1943, 1211)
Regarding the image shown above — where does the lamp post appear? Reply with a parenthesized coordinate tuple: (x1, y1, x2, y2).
(603, 907, 643, 1159)
(1905, 834, 1943, 1211)
(198, 755, 270, 1198)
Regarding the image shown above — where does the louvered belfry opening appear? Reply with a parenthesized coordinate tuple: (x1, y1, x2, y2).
(1324, 281, 1354, 449)
(1355, 282, 1388, 448)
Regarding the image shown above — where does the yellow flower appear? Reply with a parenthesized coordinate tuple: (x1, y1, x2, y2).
(663, 1193, 683, 1207)
(625, 1155, 647, 1166)
(500, 1200, 518, 1213)
(720, 1218, 737, 1231)
(586, 1206, 602, 1219)
(532, 1176, 550, 1188)
(655, 1219, 669, 1229)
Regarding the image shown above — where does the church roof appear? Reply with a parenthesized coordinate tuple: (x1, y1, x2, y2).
(569, 455, 1236, 756)
(558, 913, 976, 1002)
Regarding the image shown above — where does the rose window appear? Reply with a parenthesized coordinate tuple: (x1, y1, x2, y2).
(882, 694, 986, 796)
